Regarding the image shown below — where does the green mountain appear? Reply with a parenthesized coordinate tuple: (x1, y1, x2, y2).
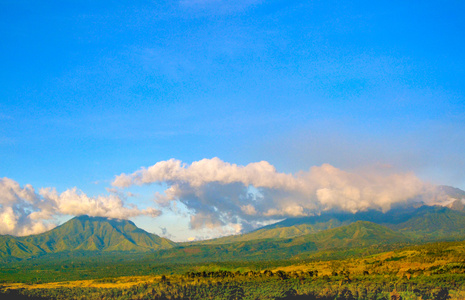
(199, 202, 465, 246)
(0, 215, 176, 260)
(390, 206, 465, 240)
(295, 220, 410, 249)
(0, 217, 410, 264)
(197, 216, 348, 245)
(2, 187, 465, 263)
(153, 221, 409, 263)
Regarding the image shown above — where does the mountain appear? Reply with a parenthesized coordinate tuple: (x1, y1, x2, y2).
(195, 207, 415, 245)
(389, 205, 465, 240)
(436, 185, 465, 212)
(197, 214, 350, 245)
(0, 215, 176, 260)
(254, 204, 465, 242)
(2, 186, 465, 263)
(198, 203, 465, 246)
(299, 220, 410, 250)
(153, 221, 409, 263)
(438, 185, 465, 201)
(164, 204, 465, 263)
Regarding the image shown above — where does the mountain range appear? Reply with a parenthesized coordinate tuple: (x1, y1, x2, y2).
(197, 203, 465, 246)
(0, 215, 175, 260)
(1, 186, 465, 262)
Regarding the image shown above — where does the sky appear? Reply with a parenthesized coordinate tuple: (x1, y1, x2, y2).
(1, 0, 464, 241)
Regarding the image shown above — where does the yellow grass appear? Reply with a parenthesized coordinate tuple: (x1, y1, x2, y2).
(271, 247, 464, 278)
(3, 275, 161, 290)
(4, 242, 465, 294)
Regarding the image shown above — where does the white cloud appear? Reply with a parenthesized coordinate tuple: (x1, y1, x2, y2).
(241, 204, 257, 215)
(113, 157, 297, 189)
(113, 158, 448, 232)
(2, 158, 455, 238)
(0, 177, 160, 236)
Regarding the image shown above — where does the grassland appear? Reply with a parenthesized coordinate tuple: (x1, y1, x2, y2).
(2, 239, 465, 299)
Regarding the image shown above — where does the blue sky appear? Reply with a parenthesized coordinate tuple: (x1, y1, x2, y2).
(1, 0, 464, 240)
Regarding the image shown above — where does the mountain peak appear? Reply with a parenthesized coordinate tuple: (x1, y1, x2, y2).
(72, 215, 136, 226)
(0, 215, 176, 260)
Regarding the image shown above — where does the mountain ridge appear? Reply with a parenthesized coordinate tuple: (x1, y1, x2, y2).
(2, 185, 465, 262)
(150, 221, 411, 264)
(0, 215, 176, 260)
(195, 203, 465, 245)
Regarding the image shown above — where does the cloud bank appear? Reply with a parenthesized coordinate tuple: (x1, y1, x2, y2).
(1, 158, 456, 237)
(113, 158, 448, 232)
(0, 177, 160, 236)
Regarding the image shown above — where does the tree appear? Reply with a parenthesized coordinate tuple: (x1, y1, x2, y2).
(431, 287, 451, 300)
(229, 285, 245, 300)
(276, 270, 288, 280)
(264, 270, 273, 277)
(390, 290, 402, 300)
(336, 287, 354, 300)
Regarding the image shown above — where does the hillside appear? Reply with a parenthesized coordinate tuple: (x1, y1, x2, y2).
(198, 203, 465, 246)
(0, 215, 176, 260)
(196, 215, 349, 245)
(4, 235, 465, 299)
(295, 220, 410, 250)
(390, 205, 465, 240)
(3, 195, 465, 263)
(151, 221, 410, 264)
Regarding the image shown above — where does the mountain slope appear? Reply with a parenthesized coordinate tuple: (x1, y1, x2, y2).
(390, 206, 465, 239)
(0, 215, 176, 260)
(197, 216, 349, 245)
(199, 202, 465, 246)
(195, 207, 414, 245)
(153, 221, 409, 263)
(295, 220, 410, 250)
(439, 185, 465, 201)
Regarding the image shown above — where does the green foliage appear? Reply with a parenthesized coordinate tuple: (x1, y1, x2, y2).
(2, 271, 463, 300)
(3, 205, 465, 266)
(0, 216, 176, 261)
(2, 205, 465, 299)
(199, 205, 465, 247)
(144, 221, 411, 265)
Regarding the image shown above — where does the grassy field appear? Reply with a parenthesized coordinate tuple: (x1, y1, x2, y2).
(2, 240, 465, 299)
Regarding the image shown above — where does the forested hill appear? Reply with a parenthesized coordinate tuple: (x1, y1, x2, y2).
(148, 221, 412, 264)
(0, 215, 176, 260)
(2, 185, 465, 263)
(196, 204, 465, 245)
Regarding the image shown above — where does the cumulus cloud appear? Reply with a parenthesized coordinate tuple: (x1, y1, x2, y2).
(112, 158, 297, 189)
(0, 177, 160, 236)
(113, 158, 449, 232)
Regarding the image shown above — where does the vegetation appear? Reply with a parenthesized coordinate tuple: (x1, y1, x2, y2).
(3, 205, 465, 264)
(2, 204, 465, 299)
(0, 216, 175, 261)
(0, 268, 463, 299)
(2, 239, 465, 299)
(200, 205, 465, 246)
